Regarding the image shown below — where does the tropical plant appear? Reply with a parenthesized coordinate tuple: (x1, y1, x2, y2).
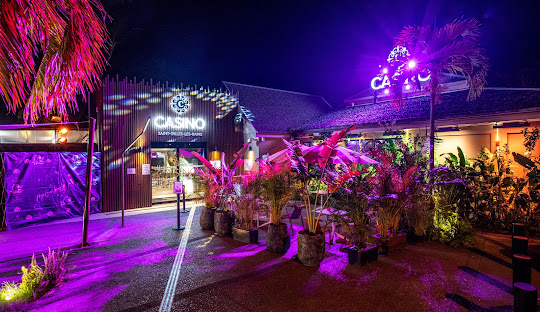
(334, 175, 373, 248)
(191, 167, 220, 209)
(0, 0, 109, 123)
(259, 160, 296, 225)
(523, 127, 539, 157)
(389, 18, 489, 169)
(191, 144, 249, 211)
(232, 172, 264, 231)
(286, 126, 358, 234)
(0, 248, 67, 306)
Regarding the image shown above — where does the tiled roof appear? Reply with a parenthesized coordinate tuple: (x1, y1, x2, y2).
(223, 81, 333, 133)
(297, 88, 540, 131)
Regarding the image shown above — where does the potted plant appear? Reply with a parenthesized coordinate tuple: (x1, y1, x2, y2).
(231, 172, 262, 244)
(334, 176, 378, 266)
(192, 168, 220, 230)
(285, 126, 363, 266)
(368, 151, 416, 254)
(192, 144, 249, 236)
(259, 160, 295, 253)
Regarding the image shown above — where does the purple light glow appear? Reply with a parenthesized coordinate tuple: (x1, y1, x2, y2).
(408, 60, 416, 69)
(382, 68, 388, 74)
(384, 89, 390, 95)
(405, 84, 411, 90)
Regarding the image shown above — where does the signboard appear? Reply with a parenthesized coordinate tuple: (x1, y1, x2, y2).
(142, 164, 150, 175)
(174, 182, 183, 194)
(127, 168, 136, 175)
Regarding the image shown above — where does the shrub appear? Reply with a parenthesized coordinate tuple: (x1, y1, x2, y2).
(0, 248, 67, 307)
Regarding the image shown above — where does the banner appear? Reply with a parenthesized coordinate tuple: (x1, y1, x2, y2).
(4, 152, 101, 229)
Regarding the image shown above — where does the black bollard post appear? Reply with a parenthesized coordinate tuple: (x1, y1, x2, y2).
(512, 236, 528, 255)
(513, 254, 532, 285)
(181, 189, 187, 213)
(173, 182, 184, 231)
(514, 282, 537, 312)
(512, 223, 525, 238)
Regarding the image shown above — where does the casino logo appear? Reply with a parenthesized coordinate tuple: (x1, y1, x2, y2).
(170, 95, 190, 115)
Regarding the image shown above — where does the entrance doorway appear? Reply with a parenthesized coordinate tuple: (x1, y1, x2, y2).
(150, 142, 205, 204)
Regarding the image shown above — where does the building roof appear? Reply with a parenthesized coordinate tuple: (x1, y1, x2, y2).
(222, 81, 333, 134)
(297, 88, 540, 131)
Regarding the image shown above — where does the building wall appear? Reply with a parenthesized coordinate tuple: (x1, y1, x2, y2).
(99, 76, 244, 212)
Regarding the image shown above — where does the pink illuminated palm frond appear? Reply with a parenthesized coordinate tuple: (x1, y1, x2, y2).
(0, 0, 109, 124)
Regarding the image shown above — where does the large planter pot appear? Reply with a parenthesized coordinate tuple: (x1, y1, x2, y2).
(373, 232, 407, 255)
(232, 227, 258, 244)
(214, 211, 233, 236)
(297, 230, 325, 266)
(266, 223, 290, 253)
(343, 243, 378, 266)
(200, 207, 216, 230)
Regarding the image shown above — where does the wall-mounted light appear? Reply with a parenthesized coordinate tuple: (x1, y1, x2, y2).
(244, 146, 255, 172)
(210, 146, 221, 169)
(493, 122, 530, 129)
(58, 137, 67, 143)
(59, 127, 68, 135)
(436, 126, 461, 132)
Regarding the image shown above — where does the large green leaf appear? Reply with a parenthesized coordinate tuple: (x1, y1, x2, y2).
(457, 147, 466, 167)
(513, 152, 535, 170)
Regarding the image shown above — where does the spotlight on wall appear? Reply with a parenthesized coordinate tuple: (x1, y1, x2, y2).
(59, 127, 68, 135)
(58, 137, 67, 143)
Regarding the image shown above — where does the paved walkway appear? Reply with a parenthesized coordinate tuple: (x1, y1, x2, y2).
(0, 206, 538, 311)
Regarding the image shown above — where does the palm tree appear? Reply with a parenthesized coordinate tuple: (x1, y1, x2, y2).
(389, 18, 489, 169)
(0, 0, 109, 124)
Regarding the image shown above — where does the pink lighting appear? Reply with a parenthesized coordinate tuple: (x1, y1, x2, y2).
(382, 68, 388, 74)
(408, 60, 416, 69)
(384, 89, 390, 95)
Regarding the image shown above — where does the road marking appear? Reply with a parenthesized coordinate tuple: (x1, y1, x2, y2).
(159, 206, 197, 312)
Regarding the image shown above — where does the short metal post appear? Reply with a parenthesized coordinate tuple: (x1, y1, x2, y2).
(514, 282, 537, 312)
(182, 190, 186, 213)
(80, 117, 95, 248)
(513, 236, 528, 255)
(513, 254, 532, 285)
(512, 223, 525, 238)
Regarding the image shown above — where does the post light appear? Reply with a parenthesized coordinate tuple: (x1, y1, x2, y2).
(408, 60, 416, 69)
(60, 127, 68, 134)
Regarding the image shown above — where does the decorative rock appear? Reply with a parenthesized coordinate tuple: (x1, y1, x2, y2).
(512, 236, 528, 255)
(513, 282, 537, 312)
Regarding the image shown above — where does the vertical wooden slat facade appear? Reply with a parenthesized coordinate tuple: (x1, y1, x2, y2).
(99, 76, 244, 212)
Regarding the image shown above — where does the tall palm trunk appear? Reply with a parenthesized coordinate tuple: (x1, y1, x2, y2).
(428, 75, 439, 170)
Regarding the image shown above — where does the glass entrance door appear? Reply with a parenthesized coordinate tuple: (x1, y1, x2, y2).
(151, 146, 204, 204)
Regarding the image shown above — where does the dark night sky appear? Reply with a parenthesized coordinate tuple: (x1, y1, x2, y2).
(104, 0, 540, 107)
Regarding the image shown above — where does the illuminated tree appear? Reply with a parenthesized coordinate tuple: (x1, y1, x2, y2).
(0, 0, 109, 124)
(390, 18, 489, 169)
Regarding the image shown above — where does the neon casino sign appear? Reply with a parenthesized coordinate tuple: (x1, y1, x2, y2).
(153, 94, 207, 132)
(370, 46, 431, 91)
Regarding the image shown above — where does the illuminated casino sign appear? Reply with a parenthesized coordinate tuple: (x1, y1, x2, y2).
(370, 46, 431, 91)
(153, 93, 206, 132)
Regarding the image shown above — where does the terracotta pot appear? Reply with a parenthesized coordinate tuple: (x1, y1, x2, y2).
(200, 207, 216, 230)
(373, 232, 407, 255)
(343, 243, 378, 266)
(214, 211, 233, 236)
(297, 230, 325, 266)
(266, 223, 290, 253)
(232, 227, 258, 244)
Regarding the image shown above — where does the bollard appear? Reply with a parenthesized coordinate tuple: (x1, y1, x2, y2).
(513, 254, 532, 285)
(512, 223, 526, 238)
(514, 282, 537, 312)
(512, 236, 528, 255)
